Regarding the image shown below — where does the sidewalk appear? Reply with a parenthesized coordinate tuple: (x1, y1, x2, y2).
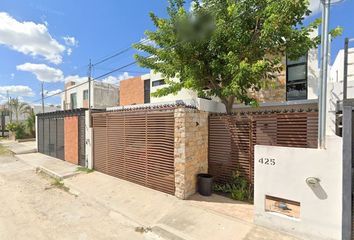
(0, 140, 37, 154)
(64, 172, 299, 240)
(15, 153, 79, 180)
(7, 148, 299, 240)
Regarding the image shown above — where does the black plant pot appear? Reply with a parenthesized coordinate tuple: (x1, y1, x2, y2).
(197, 173, 213, 196)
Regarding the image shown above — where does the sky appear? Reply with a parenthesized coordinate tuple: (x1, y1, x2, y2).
(0, 0, 353, 106)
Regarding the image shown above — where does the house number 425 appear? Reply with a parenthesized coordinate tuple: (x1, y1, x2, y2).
(258, 158, 276, 165)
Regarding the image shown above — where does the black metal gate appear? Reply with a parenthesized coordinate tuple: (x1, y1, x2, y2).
(38, 115, 65, 160)
(37, 109, 86, 165)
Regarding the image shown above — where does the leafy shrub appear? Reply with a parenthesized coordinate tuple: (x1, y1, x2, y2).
(213, 171, 253, 202)
(26, 111, 35, 136)
(6, 122, 26, 139)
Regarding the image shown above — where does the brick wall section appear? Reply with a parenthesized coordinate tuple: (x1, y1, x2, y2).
(174, 107, 209, 199)
(119, 76, 144, 106)
(64, 116, 78, 165)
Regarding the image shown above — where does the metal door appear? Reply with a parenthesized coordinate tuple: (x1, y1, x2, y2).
(49, 118, 57, 157)
(56, 118, 65, 160)
(43, 118, 50, 155)
(38, 118, 44, 153)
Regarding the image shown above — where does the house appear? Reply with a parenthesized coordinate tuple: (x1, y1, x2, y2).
(119, 71, 198, 106)
(61, 80, 119, 110)
(119, 48, 319, 108)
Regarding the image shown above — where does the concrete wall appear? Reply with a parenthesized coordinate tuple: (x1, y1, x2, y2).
(93, 82, 119, 108)
(64, 116, 79, 165)
(62, 81, 119, 110)
(174, 107, 209, 199)
(85, 110, 93, 169)
(307, 47, 320, 100)
(254, 136, 343, 240)
(119, 76, 144, 106)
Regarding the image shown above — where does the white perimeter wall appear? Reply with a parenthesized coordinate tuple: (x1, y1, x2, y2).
(85, 110, 93, 169)
(254, 136, 343, 240)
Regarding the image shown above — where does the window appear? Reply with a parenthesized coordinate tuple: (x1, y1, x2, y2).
(70, 93, 77, 109)
(152, 79, 165, 87)
(286, 54, 308, 101)
(144, 79, 151, 103)
(83, 90, 89, 100)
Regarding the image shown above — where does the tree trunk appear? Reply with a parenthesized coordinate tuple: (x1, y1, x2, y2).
(223, 96, 235, 115)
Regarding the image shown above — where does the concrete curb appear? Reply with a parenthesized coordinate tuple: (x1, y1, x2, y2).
(36, 166, 79, 181)
(152, 224, 192, 240)
(8, 148, 37, 155)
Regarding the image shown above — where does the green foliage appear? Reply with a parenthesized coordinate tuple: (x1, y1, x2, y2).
(134, 0, 342, 113)
(25, 109, 36, 136)
(0, 144, 10, 155)
(6, 122, 26, 139)
(51, 179, 70, 192)
(213, 171, 253, 202)
(76, 167, 94, 173)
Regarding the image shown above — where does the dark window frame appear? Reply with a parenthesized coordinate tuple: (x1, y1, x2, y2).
(152, 79, 165, 87)
(83, 90, 89, 100)
(70, 92, 77, 109)
(286, 53, 308, 101)
(144, 79, 151, 104)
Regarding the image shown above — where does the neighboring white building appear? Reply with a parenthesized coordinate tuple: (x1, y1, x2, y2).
(61, 80, 119, 110)
(146, 71, 199, 103)
(327, 47, 354, 135)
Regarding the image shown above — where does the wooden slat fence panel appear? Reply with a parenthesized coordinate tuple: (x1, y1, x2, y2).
(93, 110, 175, 195)
(208, 116, 253, 183)
(209, 111, 318, 184)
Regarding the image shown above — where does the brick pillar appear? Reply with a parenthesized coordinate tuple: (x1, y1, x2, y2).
(174, 107, 209, 199)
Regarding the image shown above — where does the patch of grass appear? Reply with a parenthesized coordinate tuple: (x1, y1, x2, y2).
(76, 166, 94, 173)
(0, 144, 10, 155)
(135, 226, 152, 234)
(51, 179, 70, 192)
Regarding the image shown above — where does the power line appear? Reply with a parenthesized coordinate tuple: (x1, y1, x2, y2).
(92, 38, 150, 67)
(92, 46, 132, 67)
(93, 61, 138, 80)
(30, 38, 188, 105)
(29, 60, 140, 104)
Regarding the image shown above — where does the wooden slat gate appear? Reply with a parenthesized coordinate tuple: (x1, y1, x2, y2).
(209, 116, 253, 183)
(92, 110, 175, 195)
(208, 111, 318, 184)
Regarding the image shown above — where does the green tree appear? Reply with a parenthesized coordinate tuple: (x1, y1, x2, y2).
(8, 98, 31, 122)
(134, 0, 341, 113)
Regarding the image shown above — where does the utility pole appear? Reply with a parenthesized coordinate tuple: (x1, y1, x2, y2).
(41, 81, 45, 113)
(344, 37, 349, 101)
(88, 59, 92, 110)
(318, 0, 331, 149)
